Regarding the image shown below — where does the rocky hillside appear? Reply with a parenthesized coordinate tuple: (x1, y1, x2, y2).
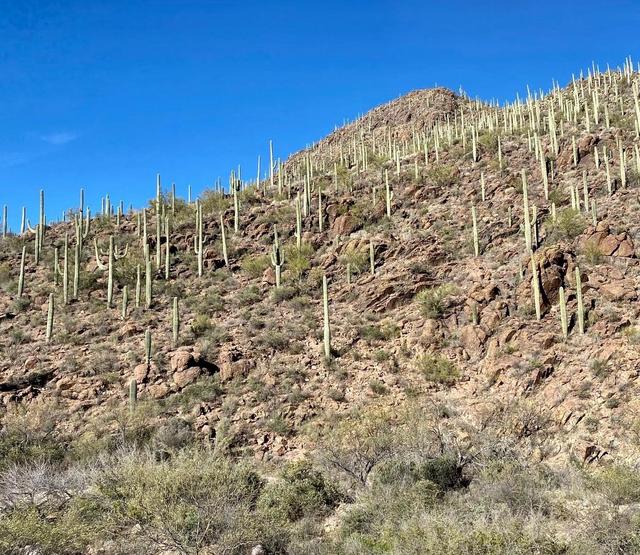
(2, 60, 640, 553)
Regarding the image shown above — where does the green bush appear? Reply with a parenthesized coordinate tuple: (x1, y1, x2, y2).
(240, 254, 270, 278)
(545, 208, 587, 240)
(417, 354, 459, 384)
(416, 284, 457, 319)
(426, 164, 458, 188)
(258, 461, 341, 521)
(590, 465, 640, 505)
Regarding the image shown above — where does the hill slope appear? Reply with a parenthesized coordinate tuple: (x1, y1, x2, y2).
(2, 61, 640, 553)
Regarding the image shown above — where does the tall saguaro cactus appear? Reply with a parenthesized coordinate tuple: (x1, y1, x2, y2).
(530, 252, 541, 320)
(322, 275, 331, 361)
(129, 379, 137, 412)
(145, 328, 152, 367)
(220, 214, 229, 267)
(144, 244, 153, 309)
(270, 226, 284, 288)
(522, 170, 532, 251)
(575, 267, 585, 334)
(173, 297, 180, 346)
(17, 246, 26, 298)
(472, 206, 479, 256)
(46, 293, 54, 343)
(194, 200, 204, 277)
(559, 286, 568, 338)
(232, 175, 241, 233)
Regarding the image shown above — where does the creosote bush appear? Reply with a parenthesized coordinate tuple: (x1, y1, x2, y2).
(426, 164, 458, 188)
(545, 208, 587, 240)
(417, 354, 460, 384)
(416, 283, 458, 319)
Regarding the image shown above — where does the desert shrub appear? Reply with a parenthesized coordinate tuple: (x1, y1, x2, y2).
(628, 169, 640, 187)
(190, 314, 212, 337)
(272, 285, 298, 303)
(590, 465, 640, 505)
(0, 505, 101, 555)
(417, 354, 459, 384)
(10, 297, 31, 313)
(369, 380, 389, 395)
(285, 242, 314, 282)
(0, 402, 68, 469)
(358, 321, 400, 343)
(339, 246, 368, 276)
(152, 418, 194, 453)
(416, 283, 458, 319)
(320, 408, 403, 488)
(237, 284, 262, 306)
(240, 254, 270, 278)
(259, 461, 341, 522)
(545, 208, 587, 241)
(426, 164, 458, 188)
(477, 130, 500, 154)
(200, 189, 232, 214)
(202, 288, 225, 312)
(256, 329, 288, 351)
(582, 239, 603, 264)
(89, 450, 287, 554)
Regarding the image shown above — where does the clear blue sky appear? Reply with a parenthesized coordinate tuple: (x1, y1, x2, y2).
(1, 0, 638, 230)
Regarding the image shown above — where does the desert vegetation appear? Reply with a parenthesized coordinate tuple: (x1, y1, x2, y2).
(2, 59, 640, 552)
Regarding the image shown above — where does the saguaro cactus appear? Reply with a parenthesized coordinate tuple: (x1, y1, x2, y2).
(575, 267, 584, 334)
(145, 328, 152, 367)
(559, 286, 568, 338)
(194, 200, 204, 277)
(322, 275, 331, 361)
(61, 234, 69, 305)
(295, 193, 303, 249)
(369, 240, 375, 275)
(530, 252, 541, 320)
(129, 379, 137, 412)
(172, 297, 180, 346)
(122, 285, 129, 319)
(135, 264, 142, 308)
(472, 206, 479, 256)
(522, 170, 532, 251)
(270, 226, 284, 288)
(95, 236, 128, 308)
(145, 244, 153, 309)
(232, 175, 241, 233)
(220, 214, 229, 267)
(385, 170, 393, 218)
(46, 293, 54, 343)
(164, 215, 171, 280)
(17, 246, 26, 298)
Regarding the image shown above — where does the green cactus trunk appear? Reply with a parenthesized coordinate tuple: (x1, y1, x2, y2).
(322, 275, 331, 361)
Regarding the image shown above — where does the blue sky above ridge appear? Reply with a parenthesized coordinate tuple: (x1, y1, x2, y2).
(0, 0, 638, 229)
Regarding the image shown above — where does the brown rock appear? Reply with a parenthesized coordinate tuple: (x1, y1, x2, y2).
(147, 383, 170, 399)
(173, 367, 202, 388)
(262, 267, 276, 286)
(331, 214, 360, 236)
(171, 351, 195, 372)
(218, 346, 251, 381)
(134, 363, 149, 383)
(459, 325, 488, 356)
